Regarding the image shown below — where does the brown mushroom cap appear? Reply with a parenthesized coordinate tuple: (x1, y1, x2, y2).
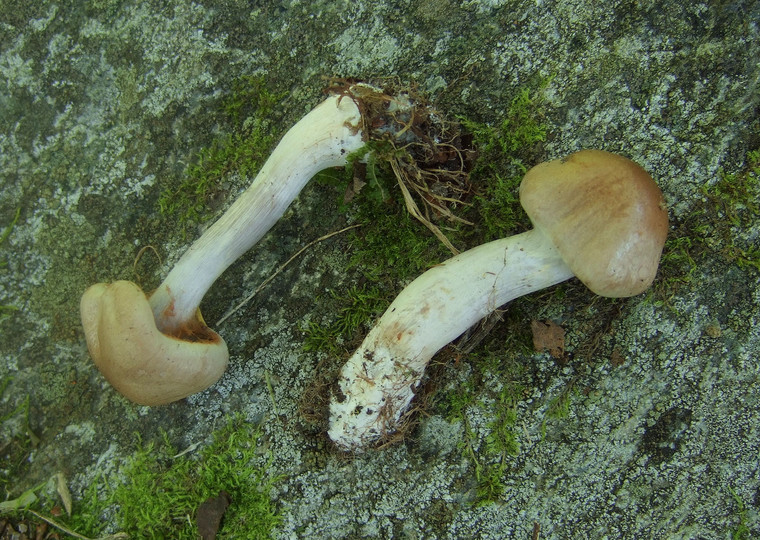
(80, 280, 229, 405)
(519, 149, 669, 297)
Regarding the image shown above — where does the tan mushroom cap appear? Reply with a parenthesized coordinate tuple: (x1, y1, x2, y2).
(80, 280, 229, 405)
(519, 149, 669, 297)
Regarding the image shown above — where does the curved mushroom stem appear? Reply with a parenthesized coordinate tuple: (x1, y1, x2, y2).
(81, 84, 436, 405)
(149, 94, 364, 333)
(328, 228, 574, 451)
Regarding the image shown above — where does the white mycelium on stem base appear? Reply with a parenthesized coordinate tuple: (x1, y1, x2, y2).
(81, 87, 381, 405)
(329, 149, 669, 451)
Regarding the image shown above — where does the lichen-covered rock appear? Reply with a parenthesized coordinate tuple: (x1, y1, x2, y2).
(0, 0, 758, 538)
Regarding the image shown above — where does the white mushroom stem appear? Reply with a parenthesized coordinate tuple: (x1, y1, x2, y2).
(149, 94, 364, 333)
(328, 227, 574, 451)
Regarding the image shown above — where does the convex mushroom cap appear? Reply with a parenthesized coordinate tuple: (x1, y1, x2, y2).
(328, 149, 669, 451)
(520, 149, 668, 297)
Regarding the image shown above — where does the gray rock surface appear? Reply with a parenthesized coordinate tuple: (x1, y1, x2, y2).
(1, 0, 758, 538)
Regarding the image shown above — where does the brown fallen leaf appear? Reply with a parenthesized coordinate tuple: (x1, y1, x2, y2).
(531, 319, 565, 359)
(343, 162, 368, 204)
(610, 348, 626, 367)
(197, 491, 231, 540)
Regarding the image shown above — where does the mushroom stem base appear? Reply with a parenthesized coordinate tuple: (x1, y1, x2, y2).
(328, 228, 574, 451)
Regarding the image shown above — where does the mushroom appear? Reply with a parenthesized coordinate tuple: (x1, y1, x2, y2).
(80, 281, 229, 405)
(328, 149, 669, 451)
(81, 86, 382, 405)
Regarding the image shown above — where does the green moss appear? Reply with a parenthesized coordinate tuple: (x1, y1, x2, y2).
(438, 343, 532, 505)
(704, 150, 759, 227)
(654, 148, 760, 303)
(318, 138, 453, 286)
(458, 379, 524, 505)
(701, 149, 760, 271)
(0, 386, 38, 493)
(302, 285, 389, 354)
(729, 487, 751, 540)
(473, 461, 507, 504)
(300, 319, 342, 355)
(461, 88, 548, 241)
(484, 383, 523, 458)
(441, 378, 478, 423)
(65, 414, 282, 539)
(299, 195, 450, 354)
(222, 75, 285, 127)
(540, 382, 576, 439)
(652, 233, 699, 307)
(350, 204, 450, 285)
(0, 208, 21, 319)
(158, 77, 286, 229)
(318, 82, 546, 312)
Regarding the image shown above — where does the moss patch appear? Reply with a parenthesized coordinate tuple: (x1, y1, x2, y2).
(460, 88, 548, 241)
(438, 343, 531, 504)
(0, 208, 21, 320)
(64, 414, 282, 539)
(654, 148, 760, 304)
(158, 76, 286, 230)
(318, 84, 550, 322)
(302, 285, 388, 355)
